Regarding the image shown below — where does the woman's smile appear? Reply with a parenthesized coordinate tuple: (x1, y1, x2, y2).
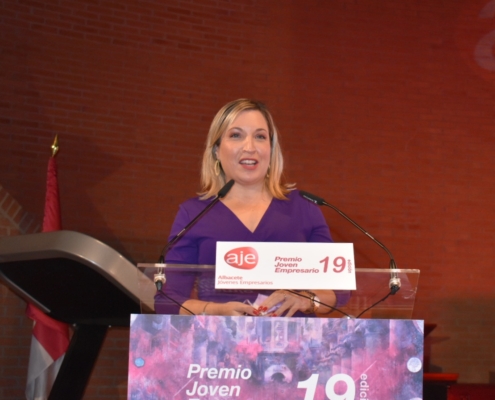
(216, 110, 271, 187)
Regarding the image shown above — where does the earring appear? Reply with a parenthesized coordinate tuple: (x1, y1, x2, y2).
(214, 160, 221, 176)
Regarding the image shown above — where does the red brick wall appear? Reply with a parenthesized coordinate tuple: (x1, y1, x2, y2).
(0, 186, 37, 399)
(0, 281, 31, 400)
(1, 0, 495, 396)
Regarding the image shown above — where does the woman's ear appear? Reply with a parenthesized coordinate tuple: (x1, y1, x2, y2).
(213, 144, 219, 160)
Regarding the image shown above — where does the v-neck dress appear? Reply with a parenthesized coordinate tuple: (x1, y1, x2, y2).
(155, 190, 350, 315)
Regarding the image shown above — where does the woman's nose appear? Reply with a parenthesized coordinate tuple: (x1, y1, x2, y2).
(243, 135, 255, 151)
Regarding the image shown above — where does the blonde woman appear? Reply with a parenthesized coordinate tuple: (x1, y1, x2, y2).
(156, 99, 348, 317)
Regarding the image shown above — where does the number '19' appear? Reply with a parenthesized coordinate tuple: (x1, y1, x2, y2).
(297, 373, 356, 400)
(319, 256, 346, 273)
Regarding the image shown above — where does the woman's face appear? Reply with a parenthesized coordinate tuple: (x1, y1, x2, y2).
(215, 110, 271, 189)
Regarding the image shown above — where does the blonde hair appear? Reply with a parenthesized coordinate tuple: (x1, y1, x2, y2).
(199, 99, 292, 199)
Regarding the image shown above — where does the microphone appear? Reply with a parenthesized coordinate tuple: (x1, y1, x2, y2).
(300, 190, 400, 294)
(155, 179, 235, 291)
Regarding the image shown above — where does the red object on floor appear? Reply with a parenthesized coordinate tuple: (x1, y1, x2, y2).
(448, 384, 495, 400)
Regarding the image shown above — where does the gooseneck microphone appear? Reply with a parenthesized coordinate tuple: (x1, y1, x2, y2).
(300, 190, 401, 294)
(154, 179, 235, 292)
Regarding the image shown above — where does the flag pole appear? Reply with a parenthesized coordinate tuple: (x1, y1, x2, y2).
(26, 135, 69, 400)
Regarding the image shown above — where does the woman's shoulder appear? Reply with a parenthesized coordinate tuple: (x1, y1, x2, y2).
(276, 188, 324, 216)
(277, 189, 308, 206)
(286, 188, 300, 200)
(178, 195, 216, 213)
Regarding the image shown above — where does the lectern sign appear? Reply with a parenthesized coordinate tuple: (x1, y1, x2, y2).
(215, 242, 356, 290)
(128, 315, 424, 400)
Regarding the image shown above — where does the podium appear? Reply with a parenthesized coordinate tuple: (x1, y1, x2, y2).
(132, 264, 422, 399)
(0, 230, 144, 400)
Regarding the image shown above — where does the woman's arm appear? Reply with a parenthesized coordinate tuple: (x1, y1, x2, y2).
(180, 299, 255, 316)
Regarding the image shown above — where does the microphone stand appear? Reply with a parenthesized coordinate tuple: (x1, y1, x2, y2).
(300, 191, 401, 294)
(154, 179, 235, 291)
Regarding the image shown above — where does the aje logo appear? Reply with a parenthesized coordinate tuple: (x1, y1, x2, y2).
(224, 247, 258, 270)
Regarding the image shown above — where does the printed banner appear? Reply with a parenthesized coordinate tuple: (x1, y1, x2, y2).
(128, 315, 423, 400)
(215, 242, 356, 290)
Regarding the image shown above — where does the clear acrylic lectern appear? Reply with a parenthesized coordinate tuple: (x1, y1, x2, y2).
(137, 263, 419, 319)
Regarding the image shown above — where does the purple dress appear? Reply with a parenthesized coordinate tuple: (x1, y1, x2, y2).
(155, 190, 349, 315)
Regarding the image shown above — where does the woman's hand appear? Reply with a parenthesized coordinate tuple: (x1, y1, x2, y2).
(181, 299, 255, 316)
(257, 290, 312, 317)
(256, 290, 337, 317)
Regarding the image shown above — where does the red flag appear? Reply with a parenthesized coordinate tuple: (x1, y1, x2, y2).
(26, 144, 70, 400)
(40, 157, 62, 232)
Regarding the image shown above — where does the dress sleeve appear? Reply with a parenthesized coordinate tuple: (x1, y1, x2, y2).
(307, 204, 333, 243)
(164, 203, 199, 264)
(154, 203, 198, 314)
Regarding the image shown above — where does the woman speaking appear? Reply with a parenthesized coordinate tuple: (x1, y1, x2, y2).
(155, 99, 348, 317)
